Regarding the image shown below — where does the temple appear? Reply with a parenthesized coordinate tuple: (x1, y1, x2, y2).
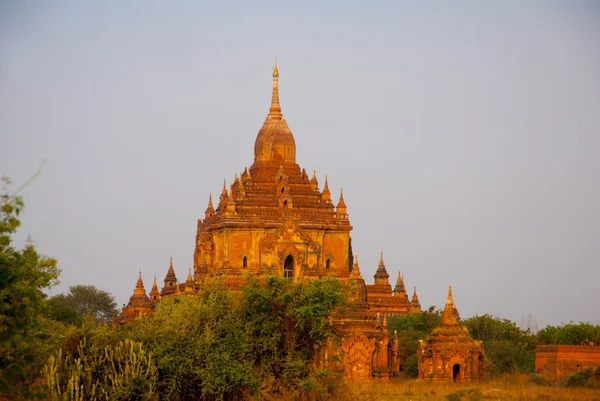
(120, 61, 435, 380)
(417, 287, 485, 382)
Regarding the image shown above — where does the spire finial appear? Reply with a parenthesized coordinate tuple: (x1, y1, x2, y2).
(268, 58, 282, 118)
(379, 250, 384, 265)
(447, 285, 454, 305)
(273, 56, 279, 78)
(136, 270, 144, 288)
(352, 253, 362, 276)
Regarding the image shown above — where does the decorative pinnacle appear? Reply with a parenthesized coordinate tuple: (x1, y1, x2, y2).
(447, 285, 454, 305)
(136, 270, 143, 288)
(337, 188, 347, 209)
(273, 56, 279, 78)
(187, 268, 193, 283)
(379, 250, 384, 266)
(352, 253, 361, 276)
(268, 58, 282, 118)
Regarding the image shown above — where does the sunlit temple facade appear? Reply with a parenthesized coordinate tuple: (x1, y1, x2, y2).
(121, 62, 439, 381)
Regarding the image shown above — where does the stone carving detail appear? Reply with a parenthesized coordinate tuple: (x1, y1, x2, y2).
(341, 332, 376, 382)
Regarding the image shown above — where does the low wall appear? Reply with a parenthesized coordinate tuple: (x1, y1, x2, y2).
(535, 345, 600, 379)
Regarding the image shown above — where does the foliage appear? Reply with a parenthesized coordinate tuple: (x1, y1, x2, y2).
(528, 373, 548, 386)
(126, 276, 347, 400)
(48, 285, 119, 325)
(462, 314, 536, 375)
(387, 308, 441, 378)
(566, 368, 594, 388)
(0, 177, 61, 396)
(43, 338, 157, 400)
(537, 322, 600, 345)
(242, 275, 347, 388)
(127, 281, 256, 400)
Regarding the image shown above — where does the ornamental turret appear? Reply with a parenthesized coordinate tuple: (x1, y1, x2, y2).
(149, 276, 160, 303)
(205, 194, 215, 219)
(393, 272, 409, 303)
(161, 257, 178, 297)
(440, 286, 460, 325)
(322, 175, 332, 203)
(410, 285, 422, 313)
(374, 251, 390, 286)
(184, 268, 196, 295)
(336, 189, 348, 220)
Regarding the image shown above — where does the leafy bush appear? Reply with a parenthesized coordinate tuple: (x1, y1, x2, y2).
(462, 314, 535, 375)
(528, 374, 548, 386)
(537, 322, 600, 345)
(388, 308, 440, 377)
(566, 372, 587, 388)
(126, 276, 347, 400)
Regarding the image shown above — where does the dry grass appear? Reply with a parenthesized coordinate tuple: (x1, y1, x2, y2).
(333, 374, 600, 401)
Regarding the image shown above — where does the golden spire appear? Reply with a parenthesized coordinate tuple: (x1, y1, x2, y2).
(221, 180, 228, 197)
(268, 57, 282, 119)
(273, 56, 279, 77)
(134, 271, 146, 295)
(150, 275, 160, 300)
(379, 250, 384, 266)
(337, 188, 346, 208)
(441, 286, 460, 325)
(322, 175, 331, 201)
(351, 253, 362, 277)
(446, 285, 454, 305)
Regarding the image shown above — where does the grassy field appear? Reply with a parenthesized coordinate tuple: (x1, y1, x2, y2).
(342, 374, 600, 401)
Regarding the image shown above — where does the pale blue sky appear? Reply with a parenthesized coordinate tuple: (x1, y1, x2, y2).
(1, 1, 599, 329)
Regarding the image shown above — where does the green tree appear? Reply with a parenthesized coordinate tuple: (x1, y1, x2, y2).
(127, 280, 256, 400)
(387, 308, 441, 378)
(242, 276, 347, 392)
(126, 276, 348, 400)
(537, 322, 600, 345)
(48, 285, 119, 325)
(0, 177, 61, 395)
(462, 314, 536, 375)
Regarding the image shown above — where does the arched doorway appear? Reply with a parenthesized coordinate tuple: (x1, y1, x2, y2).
(452, 364, 461, 382)
(284, 255, 294, 280)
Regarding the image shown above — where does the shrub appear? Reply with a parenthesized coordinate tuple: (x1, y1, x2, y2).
(43, 339, 157, 400)
(528, 374, 548, 386)
(566, 372, 587, 387)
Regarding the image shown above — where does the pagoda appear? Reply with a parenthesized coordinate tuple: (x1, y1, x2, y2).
(417, 287, 485, 382)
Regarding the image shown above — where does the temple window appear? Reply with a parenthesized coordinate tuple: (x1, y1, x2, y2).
(284, 255, 294, 280)
(243, 256, 248, 268)
(326, 259, 331, 270)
